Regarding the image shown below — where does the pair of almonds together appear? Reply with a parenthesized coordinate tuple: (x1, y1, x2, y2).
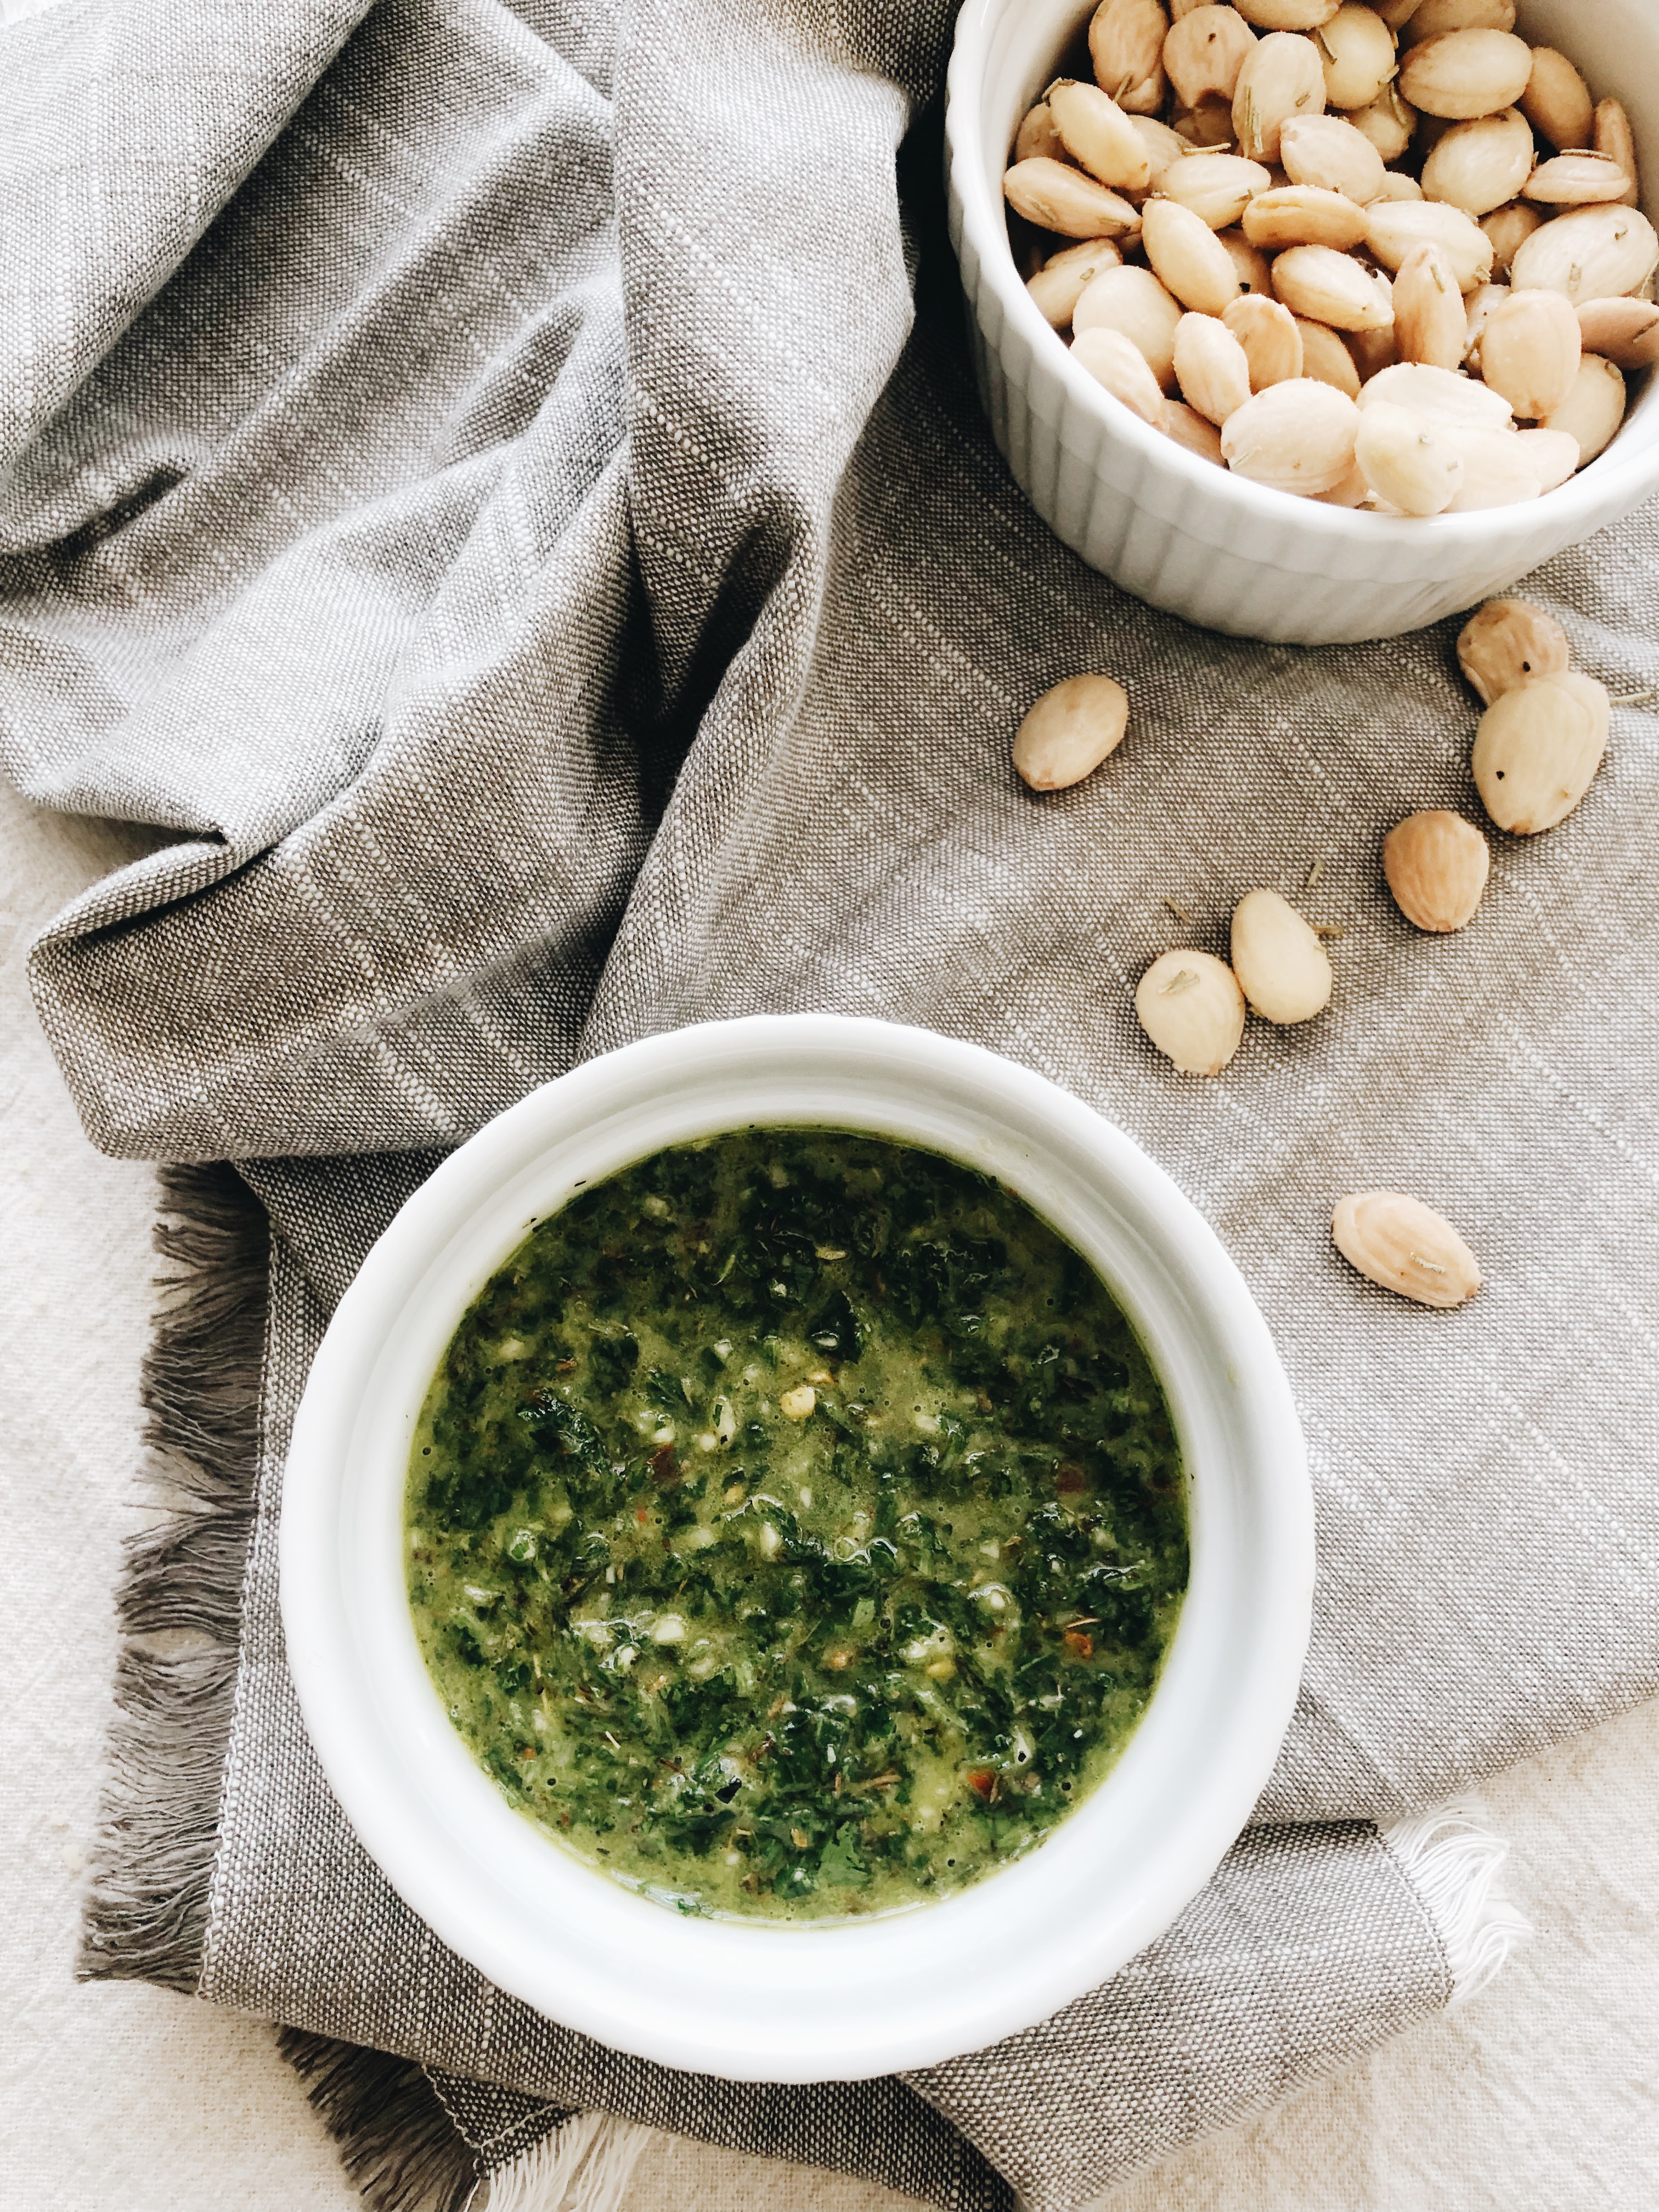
(1136, 890, 1332, 1075)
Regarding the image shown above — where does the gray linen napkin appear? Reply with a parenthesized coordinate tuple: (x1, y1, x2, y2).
(2, 0, 1655, 2204)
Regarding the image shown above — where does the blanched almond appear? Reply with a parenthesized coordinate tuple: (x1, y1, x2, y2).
(1376, 0, 1427, 24)
(1049, 78, 1157, 191)
(1222, 377, 1363, 492)
(1461, 281, 1507, 368)
(1511, 206, 1659, 306)
(1158, 151, 1274, 228)
(1457, 597, 1570, 706)
(1525, 155, 1637, 210)
(1348, 82, 1417, 162)
(1358, 359, 1511, 428)
(1074, 325, 1170, 423)
(1541, 354, 1627, 466)
(1355, 400, 1465, 513)
(1173, 92, 1245, 146)
(1143, 195, 1243, 313)
(1397, 28, 1531, 119)
(1317, 457, 1373, 505)
(1515, 426, 1580, 491)
(1479, 201, 1542, 279)
(1224, 293, 1306, 386)
(1316, 4, 1399, 110)
(1478, 289, 1582, 419)
(1472, 670, 1609, 833)
(1028, 238, 1125, 329)
(1383, 810, 1491, 931)
(1279, 112, 1387, 201)
(1393, 242, 1467, 370)
(1136, 951, 1247, 1074)
(1365, 199, 1494, 291)
(1594, 100, 1640, 208)
(1273, 242, 1395, 329)
(1244, 184, 1370, 250)
(1371, 170, 1425, 202)
(1442, 425, 1542, 511)
(1420, 106, 1534, 218)
(1090, 0, 1172, 115)
(1164, 4, 1257, 108)
(1333, 1191, 1481, 1310)
(1012, 675, 1132, 791)
(1129, 113, 1193, 183)
(1521, 47, 1593, 154)
(1346, 321, 1401, 383)
(1161, 398, 1229, 462)
(1231, 889, 1333, 1022)
(1175, 311, 1254, 421)
(1233, 32, 1328, 164)
(1575, 297, 1659, 371)
(1015, 104, 1069, 165)
(1296, 315, 1364, 393)
(1217, 228, 1276, 295)
(1076, 263, 1186, 388)
(1005, 157, 1143, 238)
(1234, 0, 1340, 24)
(1399, 0, 1511, 40)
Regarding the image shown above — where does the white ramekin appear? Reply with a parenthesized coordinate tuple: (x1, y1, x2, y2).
(280, 1016, 1312, 2082)
(945, 0, 1659, 645)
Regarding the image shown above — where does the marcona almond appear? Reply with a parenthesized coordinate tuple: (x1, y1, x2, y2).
(1594, 99, 1640, 207)
(1471, 670, 1609, 833)
(1348, 82, 1417, 161)
(1158, 151, 1274, 229)
(1164, 4, 1257, 109)
(1332, 1192, 1482, 1310)
(1005, 157, 1143, 238)
(1244, 184, 1370, 251)
(1230, 889, 1334, 1022)
(1135, 951, 1248, 1075)
(1222, 377, 1363, 492)
(1316, 4, 1400, 110)
(1479, 201, 1541, 279)
(1273, 242, 1395, 329)
(1397, 28, 1532, 120)
(1346, 319, 1400, 382)
(1234, 0, 1340, 25)
(1443, 424, 1542, 510)
(1542, 353, 1627, 465)
(1028, 238, 1125, 329)
(1233, 32, 1328, 165)
(1161, 398, 1228, 462)
(1461, 281, 1510, 371)
(1376, 0, 1426, 24)
(1296, 315, 1364, 393)
(1525, 155, 1635, 210)
(1317, 456, 1373, 505)
(1515, 426, 1581, 491)
(1049, 78, 1156, 191)
(1073, 325, 1170, 423)
(1076, 263, 1185, 388)
(1280, 112, 1387, 202)
(1355, 399, 1465, 512)
(1478, 287, 1582, 418)
(1012, 675, 1132, 791)
(1457, 596, 1570, 705)
(1383, 810, 1491, 931)
(1217, 228, 1276, 294)
(1575, 296, 1659, 371)
(1128, 113, 1193, 183)
(1399, 0, 1511, 40)
(1143, 195, 1243, 313)
(1090, 0, 1171, 115)
(1365, 199, 1493, 291)
(1511, 205, 1659, 305)
(1521, 47, 1593, 153)
(1393, 242, 1466, 370)
(1174, 311, 1254, 422)
(1419, 107, 1534, 218)
(1371, 171, 1424, 202)
(1015, 104, 1069, 165)
(1225, 293, 1306, 386)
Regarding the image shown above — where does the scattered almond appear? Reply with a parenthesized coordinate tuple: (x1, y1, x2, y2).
(1333, 1191, 1482, 1309)
(1471, 670, 1610, 834)
(1012, 675, 1132, 791)
(1230, 889, 1334, 1022)
(1135, 951, 1249, 1074)
(1456, 597, 1569, 705)
(1383, 810, 1491, 930)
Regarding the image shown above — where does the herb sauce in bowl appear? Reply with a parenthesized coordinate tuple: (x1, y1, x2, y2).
(407, 1127, 1187, 1920)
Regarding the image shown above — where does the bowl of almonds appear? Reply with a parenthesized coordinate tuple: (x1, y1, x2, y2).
(944, 0, 1659, 642)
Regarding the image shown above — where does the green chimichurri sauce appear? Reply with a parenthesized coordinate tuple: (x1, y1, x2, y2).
(407, 1128, 1187, 1920)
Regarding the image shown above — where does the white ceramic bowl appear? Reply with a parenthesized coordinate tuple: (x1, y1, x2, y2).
(946, 0, 1659, 645)
(280, 1015, 1312, 2081)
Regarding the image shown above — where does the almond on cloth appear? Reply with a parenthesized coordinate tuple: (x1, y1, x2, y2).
(1333, 1191, 1483, 1308)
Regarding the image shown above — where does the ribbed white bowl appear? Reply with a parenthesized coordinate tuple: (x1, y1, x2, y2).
(946, 0, 1659, 644)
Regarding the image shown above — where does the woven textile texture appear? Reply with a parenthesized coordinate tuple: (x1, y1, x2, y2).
(2, 0, 1656, 2203)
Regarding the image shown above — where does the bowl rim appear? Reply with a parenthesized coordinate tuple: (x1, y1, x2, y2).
(945, 0, 1659, 550)
(279, 1013, 1315, 2080)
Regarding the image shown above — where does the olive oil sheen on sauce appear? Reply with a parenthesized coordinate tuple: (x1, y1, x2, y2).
(407, 1127, 1188, 1920)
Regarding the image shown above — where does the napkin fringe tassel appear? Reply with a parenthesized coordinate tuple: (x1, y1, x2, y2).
(78, 1164, 269, 1993)
(1379, 1799, 1531, 2007)
(478, 2111, 655, 2212)
(280, 2027, 482, 2212)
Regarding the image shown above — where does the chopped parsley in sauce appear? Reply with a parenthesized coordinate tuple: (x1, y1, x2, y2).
(407, 1128, 1187, 1920)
